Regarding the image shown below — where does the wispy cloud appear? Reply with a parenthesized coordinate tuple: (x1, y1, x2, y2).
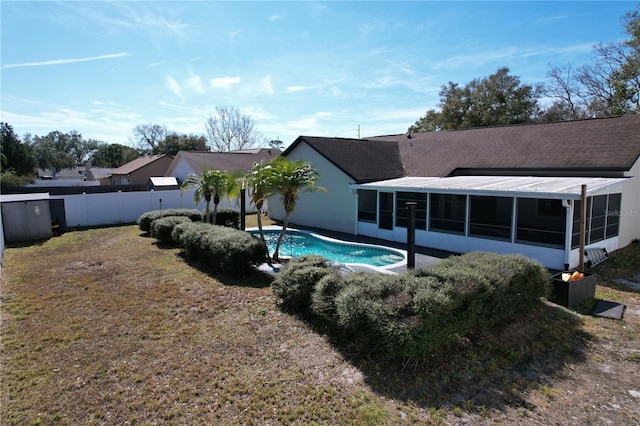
(1, 52, 130, 70)
(258, 75, 274, 95)
(166, 76, 183, 98)
(185, 73, 205, 94)
(269, 14, 284, 21)
(286, 85, 311, 93)
(210, 76, 241, 90)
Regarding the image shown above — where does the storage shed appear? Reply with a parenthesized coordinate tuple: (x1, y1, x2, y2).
(0, 193, 53, 243)
(147, 176, 180, 191)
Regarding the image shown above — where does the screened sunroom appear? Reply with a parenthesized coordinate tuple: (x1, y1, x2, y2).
(350, 176, 629, 270)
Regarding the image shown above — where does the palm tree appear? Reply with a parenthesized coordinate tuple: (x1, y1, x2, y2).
(181, 167, 240, 225)
(244, 160, 277, 243)
(270, 157, 326, 262)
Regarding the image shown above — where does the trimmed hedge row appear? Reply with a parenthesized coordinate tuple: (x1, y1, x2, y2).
(272, 252, 550, 359)
(150, 216, 193, 243)
(137, 209, 203, 233)
(171, 222, 268, 273)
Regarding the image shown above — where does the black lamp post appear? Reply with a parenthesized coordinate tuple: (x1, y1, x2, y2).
(405, 202, 416, 269)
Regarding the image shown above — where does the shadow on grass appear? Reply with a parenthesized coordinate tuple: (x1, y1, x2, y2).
(305, 302, 592, 413)
(179, 254, 274, 288)
(143, 236, 274, 288)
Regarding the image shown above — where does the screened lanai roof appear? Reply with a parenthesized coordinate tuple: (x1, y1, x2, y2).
(350, 176, 630, 199)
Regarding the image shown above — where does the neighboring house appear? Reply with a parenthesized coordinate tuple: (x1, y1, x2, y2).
(31, 167, 93, 187)
(269, 115, 640, 270)
(165, 148, 281, 182)
(165, 148, 281, 213)
(105, 154, 174, 186)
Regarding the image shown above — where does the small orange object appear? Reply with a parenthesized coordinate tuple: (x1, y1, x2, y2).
(567, 271, 585, 282)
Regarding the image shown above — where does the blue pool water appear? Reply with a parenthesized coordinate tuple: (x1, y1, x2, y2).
(251, 229, 405, 268)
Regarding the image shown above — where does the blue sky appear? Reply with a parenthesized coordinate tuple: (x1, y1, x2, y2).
(1, 1, 635, 149)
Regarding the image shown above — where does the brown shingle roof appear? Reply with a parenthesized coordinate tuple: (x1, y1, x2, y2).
(370, 115, 640, 177)
(110, 155, 170, 175)
(283, 136, 405, 183)
(173, 148, 281, 175)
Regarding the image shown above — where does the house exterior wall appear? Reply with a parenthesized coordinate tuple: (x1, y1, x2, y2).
(620, 158, 640, 247)
(165, 157, 196, 182)
(268, 143, 356, 234)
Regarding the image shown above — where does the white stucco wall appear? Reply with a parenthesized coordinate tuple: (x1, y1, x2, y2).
(620, 158, 640, 247)
(268, 143, 357, 234)
(165, 157, 196, 182)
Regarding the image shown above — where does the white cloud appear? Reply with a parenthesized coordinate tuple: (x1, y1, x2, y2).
(1, 52, 130, 69)
(186, 73, 205, 94)
(210, 76, 241, 90)
(166, 75, 183, 97)
(259, 75, 274, 95)
(269, 14, 285, 21)
(286, 85, 310, 93)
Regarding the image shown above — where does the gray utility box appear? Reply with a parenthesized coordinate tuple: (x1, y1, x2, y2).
(550, 272, 597, 308)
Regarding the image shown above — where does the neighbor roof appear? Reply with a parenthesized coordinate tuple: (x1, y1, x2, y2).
(283, 136, 405, 183)
(110, 154, 171, 175)
(370, 114, 640, 177)
(148, 177, 179, 187)
(170, 148, 281, 176)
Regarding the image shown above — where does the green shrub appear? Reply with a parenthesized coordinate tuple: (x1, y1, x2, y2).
(150, 216, 192, 244)
(175, 223, 268, 273)
(137, 209, 202, 233)
(274, 251, 551, 359)
(201, 207, 240, 228)
(310, 270, 347, 322)
(272, 256, 335, 314)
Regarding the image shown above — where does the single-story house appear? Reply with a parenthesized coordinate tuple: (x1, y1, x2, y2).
(165, 148, 281, 182)
(268, 115, 640, 270)
(104, 154, 174, 186)
(165, 148, 281, 213)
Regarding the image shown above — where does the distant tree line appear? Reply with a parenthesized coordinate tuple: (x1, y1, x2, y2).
(409, 7, 639, 132)
(1, 106, 271, 187)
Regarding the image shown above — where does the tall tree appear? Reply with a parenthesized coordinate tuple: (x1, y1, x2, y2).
(31, 130, 90, 176)
(268, 139, 285, 151)
(0, 122, 36, 176)
(89, 142, 140, 168)
(133, 123, 167, 155)
(155, 133, 208, 155)
(269, 158, 326, 262)
(541, 64, 589, 121)
(205, 106, 262, 152)
(181, 168, 240, 225)
(409, 67, 541, 132)
(544, 6, 640, 118)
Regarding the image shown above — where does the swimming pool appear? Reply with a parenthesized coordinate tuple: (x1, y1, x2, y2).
(249, 227, 406, 269)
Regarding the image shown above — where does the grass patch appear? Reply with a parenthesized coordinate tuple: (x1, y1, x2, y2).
(1, 225, 639, 424)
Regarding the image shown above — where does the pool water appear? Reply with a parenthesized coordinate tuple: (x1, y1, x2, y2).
(251, 229, 405, 268)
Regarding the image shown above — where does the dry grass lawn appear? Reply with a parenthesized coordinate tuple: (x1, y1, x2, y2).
(1, 220, 639, 425)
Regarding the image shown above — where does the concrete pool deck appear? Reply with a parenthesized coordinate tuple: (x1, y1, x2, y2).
(254, 224, 457, 274)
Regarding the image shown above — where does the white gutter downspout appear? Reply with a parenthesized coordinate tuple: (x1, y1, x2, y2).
(562, 198, 572, 270)
(352, 187, 359, 235)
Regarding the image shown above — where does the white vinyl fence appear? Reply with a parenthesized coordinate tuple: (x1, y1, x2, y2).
(52, 189, 256, 228)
